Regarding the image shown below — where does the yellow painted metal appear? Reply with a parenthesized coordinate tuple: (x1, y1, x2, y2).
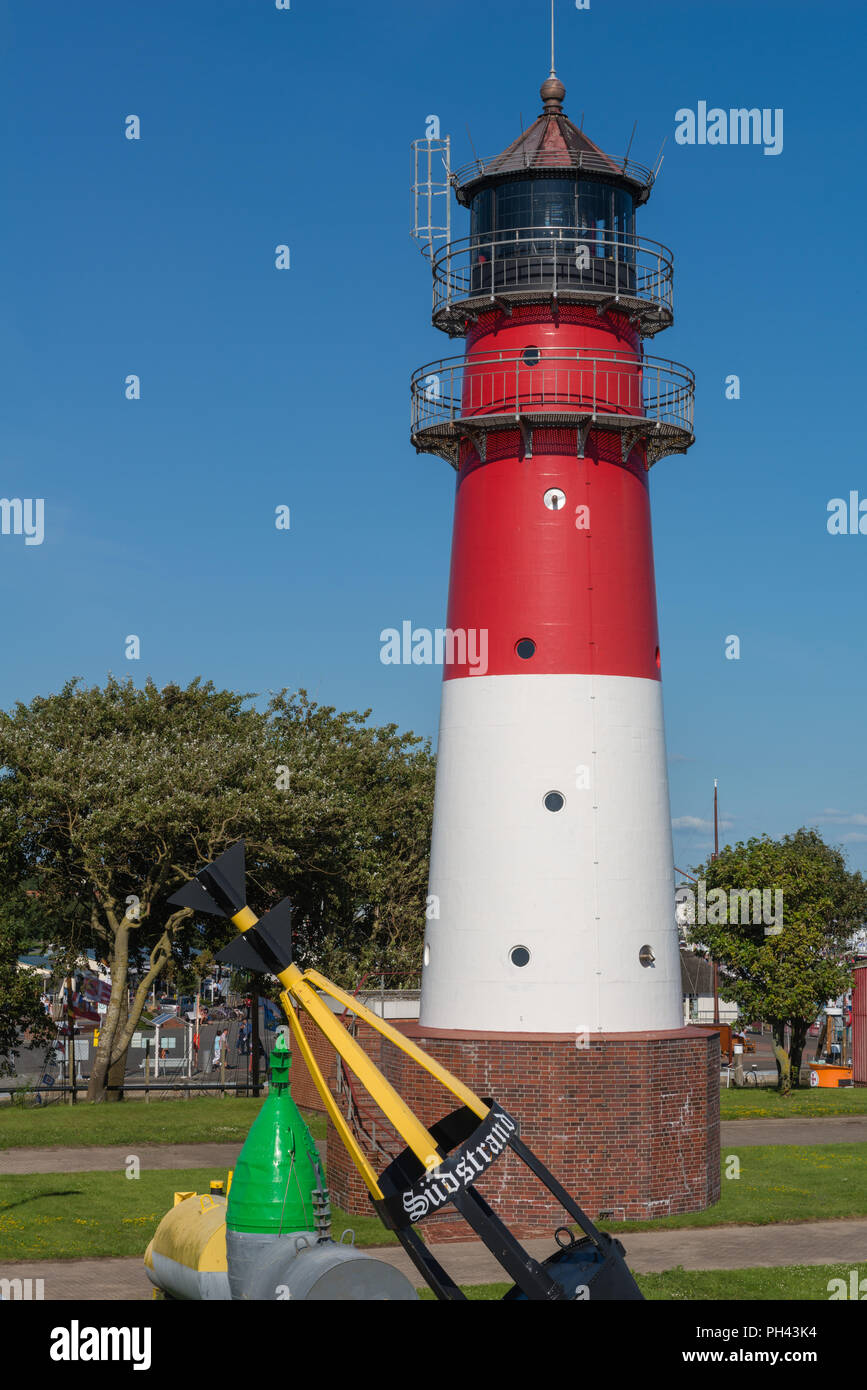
(221, 901, 478, 1184)
(286, 972, 442, 1169)
(174, 1191, 195, 1207)
(276, 961, 305, 991)
(226, 1169, 233, 1195)
(305, 969, 489, 1120)
(150, 1193, 228, 1273)
(278, 991, 382, 1198)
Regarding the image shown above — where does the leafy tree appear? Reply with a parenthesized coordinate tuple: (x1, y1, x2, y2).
(263, 692, 434, 982)
(0, 676, 290, 1100)
(689, 829, 867, 1093)
(0, 679, 435, 1101)
(0, 926, 54, 1075)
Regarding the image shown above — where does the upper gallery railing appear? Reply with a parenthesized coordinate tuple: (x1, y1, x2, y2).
(431, 227, 674, 330)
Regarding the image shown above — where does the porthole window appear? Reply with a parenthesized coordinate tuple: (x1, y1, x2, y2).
(510, 946, 531, 967)
(639, 945, 655, 968)
(515, 638, 536, 660)
(544, 791, 565, 812)
(423, 943, 430, 967)
(543, 488, 566, 511)
(522, 345, 541, 367)
(654, 646, 661, 670)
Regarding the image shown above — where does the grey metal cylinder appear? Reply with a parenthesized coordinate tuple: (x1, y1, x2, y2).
(226, 1228, 416, 1301)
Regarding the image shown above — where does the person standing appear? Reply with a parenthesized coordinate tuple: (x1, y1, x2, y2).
(211, 1029, 222, 1074)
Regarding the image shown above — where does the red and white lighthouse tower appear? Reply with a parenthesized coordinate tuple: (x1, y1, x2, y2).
(329, 67, 720, 1232)
(414, 71, 694, 1036)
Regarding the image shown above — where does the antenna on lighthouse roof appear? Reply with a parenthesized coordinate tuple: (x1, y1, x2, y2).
(653, 136, 668, 179)
(540, 2, 566, 114)
(550, 0, 556, 75)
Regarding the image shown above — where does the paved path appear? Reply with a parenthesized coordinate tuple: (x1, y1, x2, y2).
(0, 1141, 325, 1175)
(373, 1219, 867, 1283)
(611, 1218, 867, 1274)
(0, 1257, 155, 1301)
(720, 1116, 867, 1146)
(4, 1219, 867, 1299)
(3, 1118, 865, 1174)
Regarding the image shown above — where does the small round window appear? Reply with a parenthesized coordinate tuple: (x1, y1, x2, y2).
(544, 791, 565, 812)
(510, 946, 531, 967)
(543, 488, 566, 511)
(423, 943, 430, 967)
(655, 646, 661, 670)
(516, 638, 536, 660)
(522, 345, 541, 366)
(639, 945, 655, 968)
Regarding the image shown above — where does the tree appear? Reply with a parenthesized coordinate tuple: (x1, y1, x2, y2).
(0, 677, 285, 1100)
(0, 678, 436, 1101)
(263, 692, 435, 982)
(688, 829, 867, 1093)
(0, 927, 54, 1076)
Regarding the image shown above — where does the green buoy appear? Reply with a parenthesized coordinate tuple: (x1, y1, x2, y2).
(226, 1032, 325, 1235)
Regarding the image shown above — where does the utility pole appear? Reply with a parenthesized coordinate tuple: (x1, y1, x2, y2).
(65, 974, 76, 1105)
(712, 779, 720, 1026)
(251, 977, 261, 1098)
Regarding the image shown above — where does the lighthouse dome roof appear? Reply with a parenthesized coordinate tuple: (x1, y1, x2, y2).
(453, 74, 655, 207)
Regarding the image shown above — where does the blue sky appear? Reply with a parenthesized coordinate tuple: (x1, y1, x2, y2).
(1, 0, 866, 874)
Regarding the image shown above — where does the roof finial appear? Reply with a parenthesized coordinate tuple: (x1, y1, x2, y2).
(541, 1, 566, 112)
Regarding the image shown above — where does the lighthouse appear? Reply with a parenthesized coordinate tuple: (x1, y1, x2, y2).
(329, 63, 719, 1231)
(413, 69, 695, 1037)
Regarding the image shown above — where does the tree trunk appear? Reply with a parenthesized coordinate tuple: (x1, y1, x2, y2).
(87, 921, 129, 1102)
(789, 1019, 809, 1089)
(771, 1018, 792, 1095)
(106, 988, 128, 1101)
(87, 919, 171, 1101)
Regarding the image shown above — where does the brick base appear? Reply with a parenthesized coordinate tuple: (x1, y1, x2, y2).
(326, 1022, 720, 1241)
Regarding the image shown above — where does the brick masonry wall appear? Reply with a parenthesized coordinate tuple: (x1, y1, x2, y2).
(326, 1025, 721, 1242)
(290, 1010, 342, 1113)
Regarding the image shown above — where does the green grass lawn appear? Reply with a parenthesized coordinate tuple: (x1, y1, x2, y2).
(601, 1143, 867, 1234)
(638, 1263, 864, 1300)
(0, 1166, 392, 1261)
(418, 1264, 865, 1301)
(3, 1143, 865, 1263)
(4, 1082, 862, 1152)
(0, 1096, 326, 1148)
(720, 1088, 867, 1120)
